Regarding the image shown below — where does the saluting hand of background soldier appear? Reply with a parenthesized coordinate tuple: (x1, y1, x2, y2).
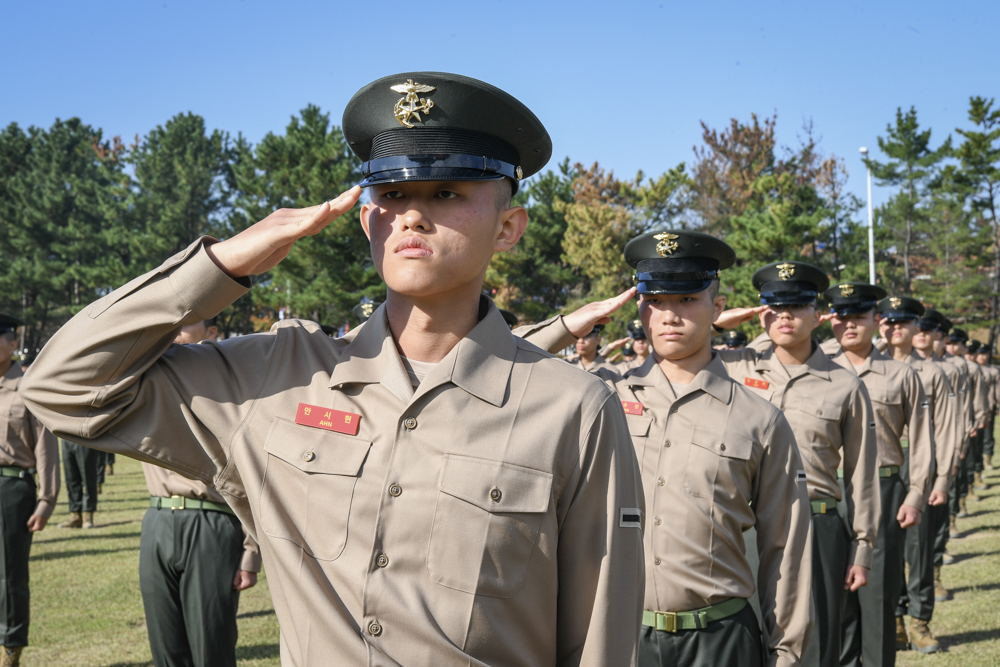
(561, 287, 637, 337)
(206, 186, 362, 278)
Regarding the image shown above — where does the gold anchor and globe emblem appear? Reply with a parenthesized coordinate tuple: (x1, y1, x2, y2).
(890, 297, 902, 309)
(391, 80, 436, 128)
(840, 284, 854, 297)
(653, 233, 680, 257)
(776, 263, 796, 280)
(360, 303, 375, 318)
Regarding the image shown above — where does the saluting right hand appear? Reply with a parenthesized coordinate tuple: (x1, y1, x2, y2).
(206, 186, 362, 278)
(562, 288, 637, 338)
(712, 306, 768, 330)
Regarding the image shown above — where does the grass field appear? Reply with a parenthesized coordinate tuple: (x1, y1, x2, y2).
(17, 454, 1000, 665)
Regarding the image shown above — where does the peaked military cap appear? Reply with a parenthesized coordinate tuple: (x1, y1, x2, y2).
(721, 330, 749, 348)
(752, 261, 829, 306)
(622, 342, 635, 357)
(940, 317, 954, 336)
(823, 283, 887, 315)
(917, 308, 947, 332)
(353, 301, 381, 323)
(0, 314, 23, 334)
(967, 339, 982, 354)
(498, 309, 518, 329)
(320, 324, 336, 336)
(949, 327, 969, 343)
(876, 295, 924, 322)
(344, 72, 551, 194)
(624, 230, 735, 295)
(581, 323, 605, 338)
(627, 319, 647, 340)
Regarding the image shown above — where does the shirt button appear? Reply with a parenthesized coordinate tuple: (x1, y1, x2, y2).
(654, 517, 662, 526)
(654, 557, 661, 565)
(720, 444, 727, 452)
(388, 484, 402, 497)
(368, 621, 382, 636)
(670, 408, 678, 414)
(376, 553, 389, 568)
(302, 450, 315, 462)
(657, 478, 665, 486)
(664, 441, 671, 448)
(490, 488, 502, 502)
(403, 417, 418, 430)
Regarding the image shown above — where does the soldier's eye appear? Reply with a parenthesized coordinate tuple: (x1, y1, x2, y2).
(383, 191, 404, 200)
(436, 190, 458, 199)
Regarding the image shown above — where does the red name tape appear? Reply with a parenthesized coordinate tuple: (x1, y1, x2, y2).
(295, 403, 361, 436)
(621, 401, 644, 415)
(744, 378, 769, 390)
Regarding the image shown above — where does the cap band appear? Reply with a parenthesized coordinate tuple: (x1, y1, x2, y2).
(759, 291, 818, 306)
(361, 154, 519, 188)
(831, 301, 878, 315)
(880, 310, 920, 323)
(634, 270, 719, 295)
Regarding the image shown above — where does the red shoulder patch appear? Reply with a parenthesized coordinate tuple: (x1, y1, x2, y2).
(295, 403, 361, 436)
(621, 401, 644, 415)
(744, 378, 770, 390)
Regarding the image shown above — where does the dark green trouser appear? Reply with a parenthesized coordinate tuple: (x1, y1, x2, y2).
(968, 429, 985, 477)
(984, 414, 996, 458)
(0, 476, 36, 647)
(951, 442, 970, 512)
(803, 512, 849, 667)
(897, 447, 938, 621)
(61, 439, 101, 513)
(139, 506, 245, 667)
(841, 474, 905, 667)
(639, 602, 762, 667)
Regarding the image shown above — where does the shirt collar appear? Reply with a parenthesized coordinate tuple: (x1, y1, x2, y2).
(0, 362, 22, 389)
(328, 297, 515, 407)
(756, 342, 832, 381)
(627, 352, 732, 404)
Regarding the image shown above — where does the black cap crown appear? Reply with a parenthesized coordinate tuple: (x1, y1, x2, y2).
(0, 314, 23, 335)
(876, 296, 925, 322)
(624, 230, 735, 295)
(949, 327, 969, 343)
(823, 283, 887, 315)
(917, 308, 946, 332)
(320, 324, 336, 336)
(498, 309, 518, 329)
(722, 330, 749, 348)
(753, 261, 830, 306)
(627, 319, 647, 340)
(344, 72, 551, 194)
(967, 339, 983, 354)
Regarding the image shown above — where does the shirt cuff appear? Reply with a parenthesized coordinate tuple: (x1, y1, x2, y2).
(240, 549, 262, 573)
(849, 540, 873, 569)
(512, 314, 578, 354)
(34, 499, 55, 519)
(904, 489, 927, 511)
(167, 239, 252, 320)
(933, 474, 950, 495)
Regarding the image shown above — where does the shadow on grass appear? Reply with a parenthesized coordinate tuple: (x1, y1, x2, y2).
(37, 531, 142, 545)
(31, 546, 137, 562)
(236, 643, 280, 659)
(949, 580, 1000, 595)
(948, 549, 1000, 564)
(105, 663, 153, 667)
(939, 627, 1000, 646)
(237, 608, 276, 619)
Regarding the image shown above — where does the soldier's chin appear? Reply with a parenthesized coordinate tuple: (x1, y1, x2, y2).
(652, 339, 698, 361)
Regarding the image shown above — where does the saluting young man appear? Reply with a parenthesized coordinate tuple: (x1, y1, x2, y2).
(21, 73, 645, 667)
(713, 262, 880, 667)
(879, 298, 957, 653)
(911, 309, 962, 598)
(0, 315, 59, 667)
(518, 231, 813, 667)
(140, 318, 261, 667)
(569, 324, 619, 374)
(819, 289, 933, 667)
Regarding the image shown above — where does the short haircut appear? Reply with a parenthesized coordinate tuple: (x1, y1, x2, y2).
(0, 331, 15, 343)
(494, 178, 512, 211)
(707, 280, 720, 299)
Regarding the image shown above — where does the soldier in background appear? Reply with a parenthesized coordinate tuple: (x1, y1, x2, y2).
(720, 330, 748, 350)
(973, 343, 998, 471)
(0, 315, 59, 667)
(140, 318, 260, 667)
(614, 319, 651, 372)
(944, 329, 987, 513)
(57, 438, 102, 529)
(568, 324, 619, 373)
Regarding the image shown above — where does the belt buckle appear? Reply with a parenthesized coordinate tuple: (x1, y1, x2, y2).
(655, 611, 677, 633)
(170, 495, 185, 510)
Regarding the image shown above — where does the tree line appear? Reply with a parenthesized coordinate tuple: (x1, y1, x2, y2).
(1, 97, 997, 354)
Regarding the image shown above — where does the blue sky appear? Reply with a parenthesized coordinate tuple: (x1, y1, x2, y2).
(2, 0, 996, 208)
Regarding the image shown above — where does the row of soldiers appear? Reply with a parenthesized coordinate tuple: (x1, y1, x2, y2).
(554, 250, 995, 666)
(0, 69, 995, 667)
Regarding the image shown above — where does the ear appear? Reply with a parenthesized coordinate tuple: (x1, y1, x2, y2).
(493, 206, 528, 253)
(810, 308, 823, 331)
(206, 326, 219, 340)
(360, 203, 374, 241)
(712, 294, 727, 321)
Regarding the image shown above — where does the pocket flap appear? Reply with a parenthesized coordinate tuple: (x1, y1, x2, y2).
(627, 415, 652, 437)
(265, 418, 371, 475)
(439, 455, 553, 513)
(690, 426, 755, 460)
(796, 395, 841, 420)
(866, 385, 901, 405)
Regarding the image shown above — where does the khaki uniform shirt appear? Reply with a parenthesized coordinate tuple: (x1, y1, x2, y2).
(939, 355, 972, 463)
(615, 355, 648, 373)
(980, 365, 1000, 413)
(944, 355, 975, 457)
(0, 363, 59, 518)
(569, 353, 618, 374)
(717, 344, 880, 568)
(822, 344, 934, 509)
(21, 240, 646, 667)
(518, 320, 814, 667)
(142, 463, 262, 572)
(965, 358, 989, 426)
(903, 353, 959, 495)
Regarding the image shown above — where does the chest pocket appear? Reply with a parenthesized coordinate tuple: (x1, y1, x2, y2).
(867, 385, 903, 407)
(686, 426, 755, 501)
(427, 454, 552, 598)
(626, 414, 652, 438)
(259, 418, 371, 561)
